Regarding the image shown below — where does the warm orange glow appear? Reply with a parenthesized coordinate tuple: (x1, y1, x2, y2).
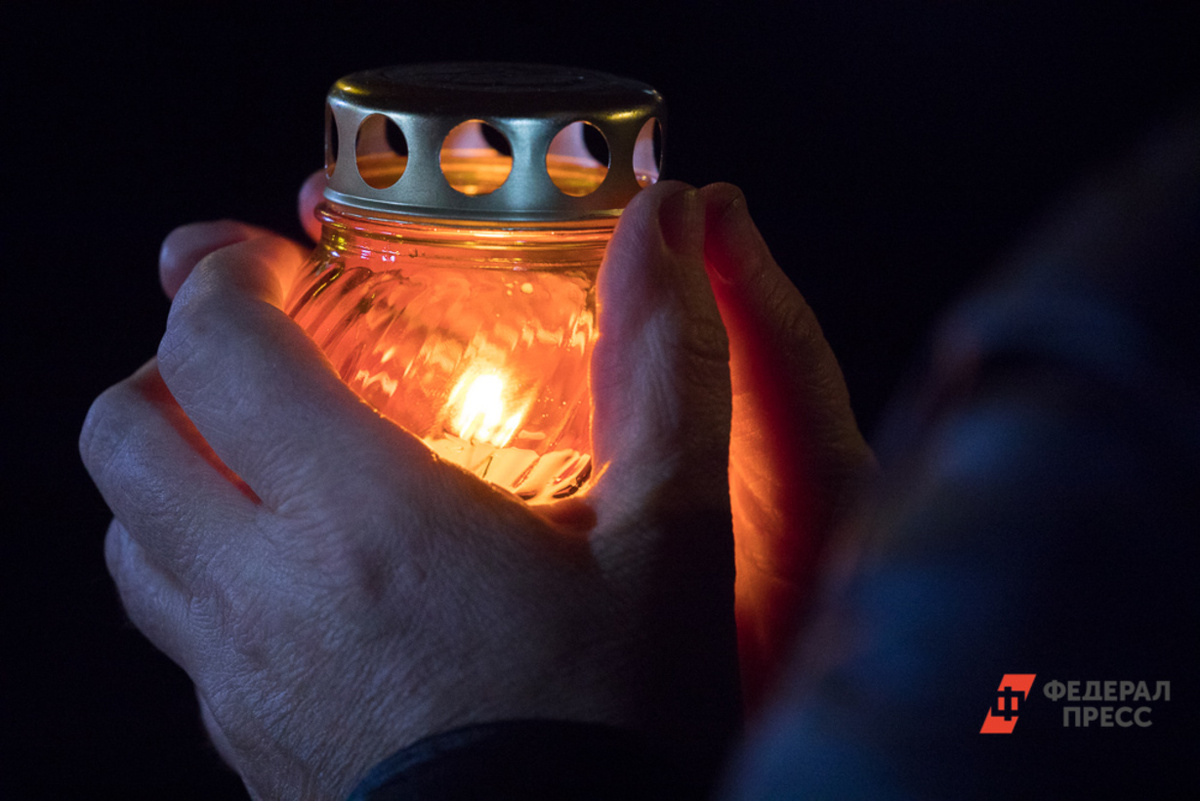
(441, 123, 513, 195)
(447, 371, 526, 447)
(287, 204, 608, 503)
(456, 373, 504, 442)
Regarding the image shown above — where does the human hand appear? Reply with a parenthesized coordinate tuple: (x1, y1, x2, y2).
(697, 184, 874, 711)
(81, 181, 740, 799)
(161, 173, 873, 726)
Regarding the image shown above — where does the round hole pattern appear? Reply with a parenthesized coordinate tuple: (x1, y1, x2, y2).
(547, 121, 610, 197)
(325, 104, 338, 179)
(356, 114, 408, 189)
(633, 117, 663, 188)
(441, 120, 513, 195)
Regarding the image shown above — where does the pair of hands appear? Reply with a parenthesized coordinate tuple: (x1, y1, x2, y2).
(80, 174, 870, 799)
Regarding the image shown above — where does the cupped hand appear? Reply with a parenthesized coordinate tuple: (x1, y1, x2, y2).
(306, 173, 872, 709)
(81, 181, 740, 799)
(152, 173, 873, 742)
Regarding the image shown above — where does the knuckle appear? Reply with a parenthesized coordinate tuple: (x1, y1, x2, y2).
(79, 382, 140, 483)
(680, 310, 731, 371)
(158, 289, 216, 377)
(78, 388, 113, 468)
(757, 271, 820, 347)
(158, 274, 246, 404)
(102, 519, 129, 582)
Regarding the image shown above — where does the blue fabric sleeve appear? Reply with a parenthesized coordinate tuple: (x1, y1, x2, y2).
(348, 720, 706, 800)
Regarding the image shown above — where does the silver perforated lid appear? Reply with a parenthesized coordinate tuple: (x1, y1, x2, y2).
(323, 63, 666, 221)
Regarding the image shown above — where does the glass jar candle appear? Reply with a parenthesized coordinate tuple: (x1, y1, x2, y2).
(287, 64, 665, 503)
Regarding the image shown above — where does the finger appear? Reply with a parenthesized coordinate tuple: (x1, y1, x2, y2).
(590, 183, 740, 744)
(81, 360, 258, 584)
(701, 184, 870, 491)
(105, 517, 197, 672)
(158, 236, 438, 512)
(160, 220, 279, 300)
(298, 170, 325, 242)
(699, 183, 873, 705)
(591, 180, 733, 542)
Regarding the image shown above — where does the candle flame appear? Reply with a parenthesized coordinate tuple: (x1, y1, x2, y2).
(451, 372, 524, 447)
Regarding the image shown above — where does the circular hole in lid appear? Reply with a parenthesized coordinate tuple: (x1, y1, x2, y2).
(355, 114, 408, 189)
(547, 121, 610, 197)
(441, 120, 513, 195)
(325, 104, 338, 179)
(633, 117, 663, 188)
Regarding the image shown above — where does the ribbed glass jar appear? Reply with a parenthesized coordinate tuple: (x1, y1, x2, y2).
(288, 63, 664, 502)
(287, 202, 613, 502)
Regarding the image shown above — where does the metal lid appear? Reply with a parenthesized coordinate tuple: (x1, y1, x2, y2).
(324, 63, 665, 221)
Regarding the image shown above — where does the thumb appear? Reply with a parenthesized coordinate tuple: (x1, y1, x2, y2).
(591, 181, 732, 519)
(701, 182, 871, 564)
(699, 183, 873, 710)
(589, 182, 740, 759)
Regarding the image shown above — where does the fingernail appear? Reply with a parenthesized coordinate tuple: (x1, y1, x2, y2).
(703, 186, 752, 285)
(658, 188, 702, 256)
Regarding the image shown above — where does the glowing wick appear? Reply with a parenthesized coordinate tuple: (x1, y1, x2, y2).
(451, 372, 527, 448)
(456, 374, 504, 443)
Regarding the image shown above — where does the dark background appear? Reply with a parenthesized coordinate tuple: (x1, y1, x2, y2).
(4, 2, 1196, 797)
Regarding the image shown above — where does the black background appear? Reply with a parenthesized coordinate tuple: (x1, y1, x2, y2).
(3, 2, 1197, 797)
